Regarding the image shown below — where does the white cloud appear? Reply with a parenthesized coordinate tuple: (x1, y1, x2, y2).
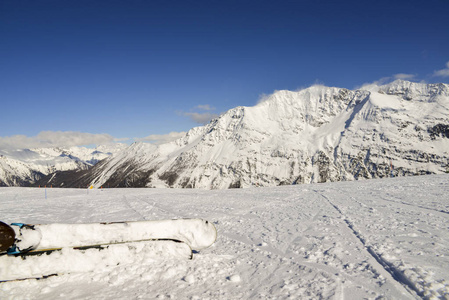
(257, 93, 271, 105)
(113, 137, 132, 143)
(196, 104, 215, 111)
(257, 81, 328, 105)
(357, 73, 417, 91)
(0, 131, 115, 150)
(183, 112, 219, 124)
(136, 131, 186, 145)
(433, 61, 449, 77)
(393, 73, 416, 80)
(179, 104, 219, 124)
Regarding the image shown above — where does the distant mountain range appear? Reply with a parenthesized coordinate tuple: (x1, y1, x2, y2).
(2, 80, 448, 189)
(0, 145, 126, 186)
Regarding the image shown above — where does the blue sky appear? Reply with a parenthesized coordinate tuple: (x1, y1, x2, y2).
(1, 0, 449, 148)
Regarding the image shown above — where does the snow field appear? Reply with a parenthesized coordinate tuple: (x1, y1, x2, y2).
(0, 174, 448, 299)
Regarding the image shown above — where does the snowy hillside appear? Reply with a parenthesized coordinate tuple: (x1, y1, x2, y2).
(0, 174, 448, 299)
(0, 144, 126, 186)
(55, 80, 449, 189)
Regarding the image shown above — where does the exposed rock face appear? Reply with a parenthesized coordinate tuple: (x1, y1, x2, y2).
(42, 80, 449, 189)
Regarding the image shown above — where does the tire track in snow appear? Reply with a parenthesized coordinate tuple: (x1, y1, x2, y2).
(314, 190, 420, 299)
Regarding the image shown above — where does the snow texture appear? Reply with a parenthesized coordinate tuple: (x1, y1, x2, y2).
(30, 219, 216, 251)
(12, 225, 42, 252)
(1, 240, 192, 282)
(1, 174, 448, 299)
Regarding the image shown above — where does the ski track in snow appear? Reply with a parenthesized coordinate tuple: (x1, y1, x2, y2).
(1, 174, 448, 299)
(315, 191, 421, 297)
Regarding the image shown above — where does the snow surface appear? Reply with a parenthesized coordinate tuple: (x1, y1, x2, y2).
(1, 174, 448, 299)
(29, 219, 216, 251)
(1, 240, 193, 282)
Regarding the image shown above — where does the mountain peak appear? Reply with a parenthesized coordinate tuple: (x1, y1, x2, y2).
(370, 80, 449, 100)
(4, 81, 449, 189)
(52, 80, 447, 189)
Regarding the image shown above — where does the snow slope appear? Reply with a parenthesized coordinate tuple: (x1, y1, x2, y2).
(0, 144, 126, 186)
(64, 80, 449, 189)
(1, 174, 448, 299)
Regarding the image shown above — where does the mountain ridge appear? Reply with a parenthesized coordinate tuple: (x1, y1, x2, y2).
(0, 144, 126, 186)
(37, 80, 449, 189)
(4, 80, 449, 188)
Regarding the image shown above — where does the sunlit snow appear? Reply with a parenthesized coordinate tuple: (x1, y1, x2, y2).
(1, 174, 448, 299)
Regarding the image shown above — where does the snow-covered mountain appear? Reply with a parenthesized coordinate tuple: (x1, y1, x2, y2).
(0, 144, 127, 186)
(44, 80, 449, 189)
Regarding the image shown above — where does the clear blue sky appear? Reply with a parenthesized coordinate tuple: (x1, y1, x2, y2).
(1, 0, 449, 148)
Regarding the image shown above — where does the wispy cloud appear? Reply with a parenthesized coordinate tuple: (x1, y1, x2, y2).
(356, 73, 416, 90)
(257, 80, 327, 105)
(183, 112, 219, 124)
(195, 104, 215, 111)
(393, 73, 416, 80)
(113, 137, 132, 143)
(256, 93, 274, 105)
(433, 61, 449, 77)
(179, 104, 219, 124)
(136, 131, 186, 145)
(0, 131, 115, 150)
